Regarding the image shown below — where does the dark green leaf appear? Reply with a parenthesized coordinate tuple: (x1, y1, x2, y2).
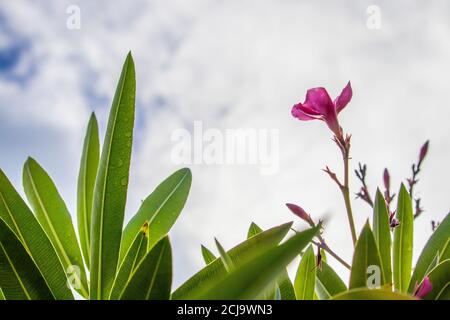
(0, 169, 73, 299)
(409, 212, 449, 292)
(423, 259, 450, 300)
(119, 237, 172, 300)
(0, 218, 54, 300)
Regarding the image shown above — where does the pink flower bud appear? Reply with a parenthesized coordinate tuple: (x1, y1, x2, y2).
(419, 140, 429, 164)
(414, 277, 433, 299)
(286, 203, 314, 225)
(383, 168, 390, 190)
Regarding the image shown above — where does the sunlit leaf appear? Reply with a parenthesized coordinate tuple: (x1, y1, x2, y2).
(192, 226, 319, 299)
(215, 238, 234, 272)
(294, 245, 316, 300)
(393, 184, 413, 292)
(120, 168, 191, 262)
(0, 169, 73, 299)
(331, 288, 415, 300)
(201, 245, 216, 265)
(77, 112, 100, 269)
(172, 222, 293, 299)
(350, 221, 385, 289)
(23, 157, 89, 298)
(315, 260, 347, 300)
(90, 53, 136, 300)
(373, 189, 392, 285)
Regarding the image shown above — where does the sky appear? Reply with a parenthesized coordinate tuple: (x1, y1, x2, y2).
(0, 0, 449, 290)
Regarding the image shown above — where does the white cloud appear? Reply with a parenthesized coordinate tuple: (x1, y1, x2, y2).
(0, 0, 449, 289)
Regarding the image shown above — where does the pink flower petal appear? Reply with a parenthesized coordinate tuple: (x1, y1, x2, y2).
(334, 81, 353, 114)
(304, 87, 335, 115)
(415, 277, 433, 299)
(291, 103, 322, 121)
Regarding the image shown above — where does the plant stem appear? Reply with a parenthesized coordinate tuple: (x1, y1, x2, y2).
(342, 155, 357, 246)
(312, 239, 351, 270)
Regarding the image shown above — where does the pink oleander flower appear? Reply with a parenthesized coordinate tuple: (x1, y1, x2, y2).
(291, 82, 352, 137)
(414, 276, 433, 299)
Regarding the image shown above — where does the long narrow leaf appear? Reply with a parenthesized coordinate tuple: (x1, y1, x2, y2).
(0, 218, 54, 300)
(109, 223, 149, 300)
(315, 260, 347, 300)
(173, 222, 292, 299)
(201, 245, 216, 265)
(393, 184, 414, 292)
(0, 169, 73, 299)
(0, 288, 4, 300)
(215, 238, 234, 272)
(90, 53, 136, 300)
(331, 288, 415, 300)
(120, 168, 191, 262)
(409, 212, 449, 293)
(373, 189, 392, 285)
(77, 112, 100, 269)
(349, 221, 385, 289)
(192, 226, 319, 300)
(294, 245, 316, 300)
(23, 158, 89, 298)
(119, 237, 172, 300)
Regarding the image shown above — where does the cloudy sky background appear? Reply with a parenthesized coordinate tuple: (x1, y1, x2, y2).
(0, 0, 449, 289)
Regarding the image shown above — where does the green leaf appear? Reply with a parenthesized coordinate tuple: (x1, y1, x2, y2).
(201, 245, 216, 265)
(119, 237, 172, 300)
(277, 273, 296, 300)
(77, 112, 100, 269)
(172, 222, 293, 299)
(331, 288, 415, 300)
(393, 184, 414, 292)
(246, 222, 295, 300)
(315, 260, 347, 300)
(215, 238, 234, 272)
(90, 52, 136, 300)
(0, 169, 73, 300)
(294, 245, 316, 300)
(373, 189, 392, 285)
(247, 222, 263, 238)
(409, 212, 449, 293)
(109, 223, 149, 300)
(119, 168, 191, 263)
(23, 157, 89, 298)
(0, 288, 4, 300)
(192, 226, 319, 300)
(423, 259, 450, 300)
(349, 221, 385, 289)
(0, 217, 54, 300)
